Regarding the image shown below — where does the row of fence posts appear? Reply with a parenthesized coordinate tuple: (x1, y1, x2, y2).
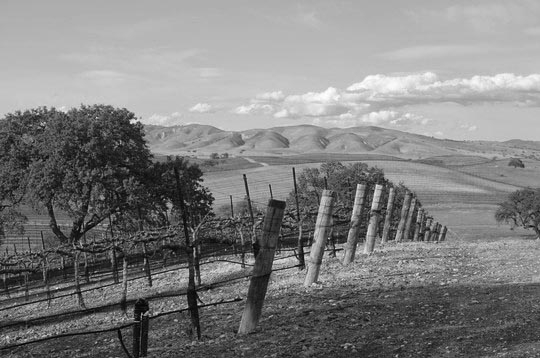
(126, 178, 449, 356)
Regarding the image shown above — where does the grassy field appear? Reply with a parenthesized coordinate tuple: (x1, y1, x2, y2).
(203, 154, 535, 242)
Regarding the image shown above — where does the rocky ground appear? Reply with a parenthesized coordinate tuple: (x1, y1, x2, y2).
(3, 236, 540, 358)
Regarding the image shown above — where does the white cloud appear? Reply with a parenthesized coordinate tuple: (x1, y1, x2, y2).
(256, 91, 286, 102)
(233, 103, 274, 115)
(189, 103, 214, 113)
(141, 112, 183, 126)
(234, 71, 540, 130)
(78, 70, 130, 87)
(460, 124, 478, 132)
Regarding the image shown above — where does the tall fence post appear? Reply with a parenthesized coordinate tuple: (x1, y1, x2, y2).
(133, 298, 149, 358)
(243, 174, 258, 257)
(238, 199, 286, 335)
(363, 184, 384, 255)
(439, 226, 448, 241)
(395, 191, 412, 242)
(343, 184, 367, 264)
(403, 197, 417, 242)
(381, 187, 395, 243)
(304, 190, 335, 286)
(424, 218, 433, 241)
(412, 208, 424, 242)
(292, 167, 305, 270)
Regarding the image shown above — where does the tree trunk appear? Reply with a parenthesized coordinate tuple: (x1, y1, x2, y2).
(142, 243, 152, 287)
(74, 252, 86, 309)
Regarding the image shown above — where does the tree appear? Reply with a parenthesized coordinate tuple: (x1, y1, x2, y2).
(151, 156, 214, 228)
(0, 105, 153, 244)
(508, 158, 525, 168)
(495, 188, 540, 238)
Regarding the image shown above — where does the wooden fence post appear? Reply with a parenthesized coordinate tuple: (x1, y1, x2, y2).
(431, 222, 441, 242)
(363, 184, 384, 255)
(242, 174, 258, 257)
(73, 251, 86, 309)
(403, 197, 417, 242)
(424, 218, 433, 241)
(304, 190, 335, 286)
(343, 184, 367, 265)
(292, 167, 305, 270)
(120, 253, 129, 313)
(439, 226, 448, 241)
(412, 208, 424, 242)
(395, 191, 412, 242)
(238, 199, 286, 334)
(381, 187, 396, 243)
(133, 298, 149, 358)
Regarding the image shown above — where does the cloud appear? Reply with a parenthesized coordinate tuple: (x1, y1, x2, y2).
(255, 91, 286, 102)
(460, 124, 478, 132)
(234, 71, 540, 130)
(189, 103, 214, 113)
(313, 110, 431, 128)
(141, 112, 183, 126)
(233, 103, 275, 115)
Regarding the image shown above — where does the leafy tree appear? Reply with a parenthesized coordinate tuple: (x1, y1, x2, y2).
(508, 158, 525, 168)
(0, 105, 153, 244)
(495, 188, 540, 238)
(151, 156, 214, 228)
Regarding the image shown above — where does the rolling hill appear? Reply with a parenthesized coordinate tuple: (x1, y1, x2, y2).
(144, 123, 540, 160)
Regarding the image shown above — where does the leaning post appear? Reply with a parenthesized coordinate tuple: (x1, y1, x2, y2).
(403, 197, 417, 241)
(304, 190, 335, 286)
(363, 184, 384, 255)
(342, 184, 367, 264)
(395, 191, 412, 242)
(412, 208, 424, 242)
(238, 199, 286, 335)
(381, 187, 395, 243)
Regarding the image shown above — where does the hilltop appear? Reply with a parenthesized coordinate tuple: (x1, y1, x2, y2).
(144, 124, 540, 160)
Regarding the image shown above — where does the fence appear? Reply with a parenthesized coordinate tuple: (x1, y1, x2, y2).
(0, 165, 451, 357)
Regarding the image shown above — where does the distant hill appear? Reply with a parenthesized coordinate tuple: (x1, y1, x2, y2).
(144, 124, 540, 160)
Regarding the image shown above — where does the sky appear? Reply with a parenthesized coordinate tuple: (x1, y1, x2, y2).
(1, 0, 540, 141)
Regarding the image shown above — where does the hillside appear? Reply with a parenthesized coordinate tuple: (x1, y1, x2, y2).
(144, 124, 540, 160)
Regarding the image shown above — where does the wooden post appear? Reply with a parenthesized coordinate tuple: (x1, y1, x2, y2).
(381, 187, 395, 243)
(424, 218, 433, 241)
(439, 226, 448, 241)
(403, 197, 417, 242)
(229, 195, 234, 217)
(238, 199, 286, 334)
(304, 190, 335, 286)
(292, 167, 305, 270)
(363, 184, 384, 255)
(133, 298, 149, 358)
(431, 222, 440, 242)
(395, 191, 412, 242)
(268, 184, 273, 199)
(27, 237, 32, 253)
(342, 184, 367, 264)
(174, 166, 201, 340)
(412, 208, 424, 242)
(243, 174, 258, 257)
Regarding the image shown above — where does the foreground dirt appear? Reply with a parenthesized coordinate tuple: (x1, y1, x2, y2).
(4, 237, 540, 358)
